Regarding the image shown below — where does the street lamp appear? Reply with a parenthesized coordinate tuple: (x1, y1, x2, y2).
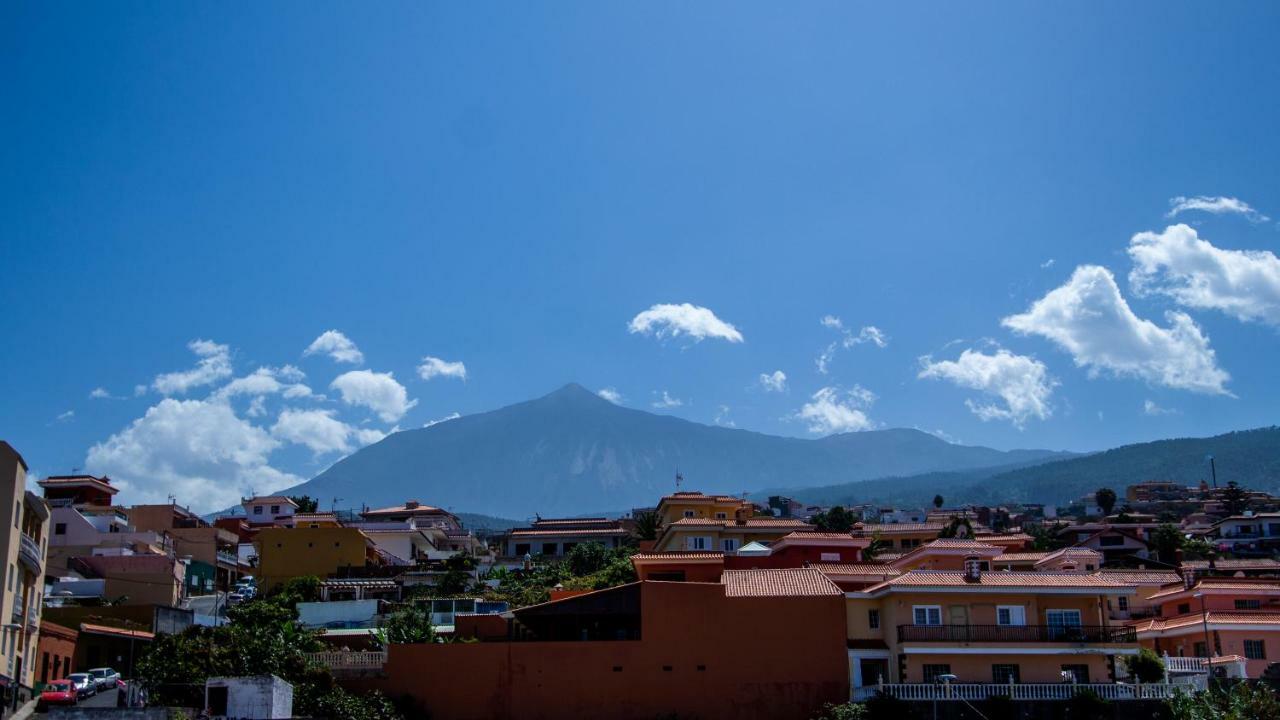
(1193, 591, 1211, 670)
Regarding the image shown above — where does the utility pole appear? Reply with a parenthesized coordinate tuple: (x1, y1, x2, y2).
(1206, 455, 1218, 489)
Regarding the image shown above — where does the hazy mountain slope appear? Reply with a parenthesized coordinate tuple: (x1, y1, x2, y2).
(282, 383, 1069, 518)
(772, 427, 1280, 509)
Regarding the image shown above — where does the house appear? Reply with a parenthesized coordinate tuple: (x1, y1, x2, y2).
(990, 547, 1103, 573)
(128, 503, 244, 590)
(41, 476, 173, 573)
(360, 501, 484, 554)
(850, 521, 949, 551)
(1131, 576, 1280, 677)
(340, 569, 849, 720)
(654, 491, 753, 527)
(1211, 512, 1280, 553)
(1096, 569, 1182, 620)
(34, 621, 77, 688)
(78, 553, 186, 606)
(73, 623, 153, 677)
(1057, 522, 1158, 565)
(1, 442, 50, 690)
(205, 675, 293, 720)
(254, 526, 384, 591)
(1182, 557, 1280, 578)
(504, 517, 631, 558)
(651, 516, 813, 553)
(241, 496, 298, 526)
(838, 565, 1139, 698)
(345, 519, 448, 564)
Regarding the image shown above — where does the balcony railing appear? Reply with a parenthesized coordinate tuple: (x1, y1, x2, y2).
(303, 651, 386, 670)
(216, 551, 239, 566)
(18, 534, 42, 572)
(866, 682, 1181, 702)
(897, 624, 1136, 644)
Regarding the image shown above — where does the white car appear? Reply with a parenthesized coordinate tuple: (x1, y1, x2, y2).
(89, 667, 120, 691)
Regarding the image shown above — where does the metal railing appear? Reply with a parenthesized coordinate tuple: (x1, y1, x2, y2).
(304, 651, 387, 670)
(897, 624, 1136, 644)
(871, 682, 1182, 701)
(18, 534, 42, 571)
(216, 550, 239, 566)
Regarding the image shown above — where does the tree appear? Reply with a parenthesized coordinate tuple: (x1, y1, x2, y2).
(1094, 487, 1117, 517)
(813, 506, 855, 533)
(288, 495, 320, 513)
(632, 510, 661, 541)
(1221, 481, 1250, 516)
(1122, 648, 1165, 683)
(371, 602, 436, 646)
(1169, 681, 1280, 720)
(932, 494, 944, 510)
(863, 533, 888, 561)
(937, 516, 974, 539)
(434, 553, 478, 596)
(567, 542, 611, 576)
(810, 701, 867, 720)
(1152, 524, 1185, 565)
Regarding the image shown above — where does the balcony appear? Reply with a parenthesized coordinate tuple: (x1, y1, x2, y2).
(864, 682, 1180, 702)
(897, 624, 1136, 644)
(18, 534, 42, 573)
(303, 651, 386, 671)
(216, 550, 239, 567)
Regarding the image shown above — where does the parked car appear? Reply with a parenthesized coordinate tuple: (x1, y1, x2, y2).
(227, 591, 246, 606)
(68, 673, 96, 698)
(89, 667, 121, 690)
(37, 679, 79, 710)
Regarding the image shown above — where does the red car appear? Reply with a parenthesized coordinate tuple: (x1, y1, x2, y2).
(38, 679, 79, 710)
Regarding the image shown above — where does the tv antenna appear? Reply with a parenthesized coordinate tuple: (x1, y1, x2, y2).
(675, 470, 683, 490)
(331, 496, 342, 511)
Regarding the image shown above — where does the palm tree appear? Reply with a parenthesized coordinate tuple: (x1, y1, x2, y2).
(632, 510, 661, 542)
(933, 494, 944, 510)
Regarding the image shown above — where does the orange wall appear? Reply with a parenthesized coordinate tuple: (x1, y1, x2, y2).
(901, 653, 1113, 683)
(1144, 628, 1280, 678)
(255, 527, 368, 590)
(350, 581, 848, 720)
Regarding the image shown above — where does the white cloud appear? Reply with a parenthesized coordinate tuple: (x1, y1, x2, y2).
(1128, 224, 1280, 326)
(1002, 265, 1230, 395)
(597, 387, 624, 405)
(55, 410, 75, 422)
(1143, 399, 1179, 416)
(216, 366, 312, 400)
(1041, 259, 1056, 269)
(330, 370, 418, 422)
(133, 385, 147, 397)
(89, 387, 113, 400)
(85, 397, 301, 512)
(417, 356, 468, 381)
(651, 390, 684, 409)
(355, 426, 390, 445)
(816, 316, 887, 373)
(246, 396, 267, 418)
(918, 349, 1056, 428)
(1166, 196, 1270, 224)
(758, 370, 787, 392)
(151, 339, 233, 395)
(303, 330, 365, 364)
(713, 405, 735, 427)
(423, 412, 461, 428)
(794, 385, 876, 435)
(628, 303, 744, 343)
(271, 408, 356, 455)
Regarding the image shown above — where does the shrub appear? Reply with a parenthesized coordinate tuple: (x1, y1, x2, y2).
(1066, 687, 1110, 720)
(1124, 647, 1167, 684)
(811, 702, 867, 720)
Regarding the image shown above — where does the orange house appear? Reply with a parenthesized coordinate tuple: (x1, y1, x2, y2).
(1131, 577, 1280, 677)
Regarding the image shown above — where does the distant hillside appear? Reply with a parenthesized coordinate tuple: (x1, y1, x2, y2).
(772, 427, 1280, 508)
(278, 383, 1071, 518)
(455, 512, 524, 532)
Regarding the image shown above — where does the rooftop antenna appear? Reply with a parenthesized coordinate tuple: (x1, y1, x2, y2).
(71, 467, 81, 474)
(331, 496, 342, 511)
(1206, 455, 1218, 489)
(675, 470, 683, 490)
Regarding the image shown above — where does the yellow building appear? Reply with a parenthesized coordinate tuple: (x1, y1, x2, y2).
(254, 526, 379, 591)
(653, 517, 814, 553)
(838, 564, 1137, 698)
(654, 491, 753, 527)
(1, 441, 50, 688)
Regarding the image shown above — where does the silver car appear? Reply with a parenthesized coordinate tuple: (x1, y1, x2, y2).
(68, 673, 96, 698)
(89, 667, 120, 691)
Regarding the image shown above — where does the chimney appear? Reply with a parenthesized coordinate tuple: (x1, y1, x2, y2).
(405, 500, 420, 510)
(963, 556, 982, 583)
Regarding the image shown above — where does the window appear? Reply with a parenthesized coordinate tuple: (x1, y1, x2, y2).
(1062, 664, 1090, 683)
(1177, 602, 1191, 614)
(542, 543, 558, 555)
(868, 609, 880, 630)
(820, 552, 841, 562)
(253, 506, 263, 515)
(921, 664, 951, 683)
(1099, 535, 1124, 547)
(1117, 596, 1129, 612)
(1046, 609, 1081, 639)
(1193, 641, 1208, 658)
(1085, 564, 1095, 571)
(686, 536, 711, 551)
(720, 539, 738, 553)
(715, 512, 727, 520)
(997, 606, 1026, 626)
(1235, 599, 1262, 610)
(913, 606, 942, 625)
(270, 505, 280, 514)
(683, 510, 696, 518)
(54, 523, 66, 536)
(1244, 640, 1266, 660)
(514, 543, 530, 556)
(991, 664, 1020, 684)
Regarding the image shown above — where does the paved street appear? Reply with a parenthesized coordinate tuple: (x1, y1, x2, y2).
(186, 592, 228, 619)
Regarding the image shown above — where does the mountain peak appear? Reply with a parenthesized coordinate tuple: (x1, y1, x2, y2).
(543, 382, 608, 403)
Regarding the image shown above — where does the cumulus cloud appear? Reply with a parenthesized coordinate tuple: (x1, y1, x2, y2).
(597, 387, 624, 405)
(1128, 224, 1280, 326)
(651, 390, 684, 409)
(628, 303, 744, 343)
(151, 339, 233, 395)
(271, 408, 356, 455)
(216, 366, 312, 400)
(330, 370, 418, 422)
(1002, 265, 1230, 395)
(758, 371, 787, 392)
(423, 412, 461, 428)
(794, 386, 876, 435)
(417, 356, 468, 381)
(1143, 399, 1179, 416)
(85, 397, 301, 512)
(816, 316, 887, 373)
(89, 387, 115, 400)
(303, 330, 365, 364)
(918, 349, 1056, 428)
(1166, 196, 1270, 224)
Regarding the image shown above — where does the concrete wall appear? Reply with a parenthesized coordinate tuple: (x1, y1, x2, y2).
(348, 580, 848, 720)
(255, 527, 368, 590)
(207, 675, 293, 719)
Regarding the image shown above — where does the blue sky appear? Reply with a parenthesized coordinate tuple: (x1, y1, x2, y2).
(4, 3, 1279, 511)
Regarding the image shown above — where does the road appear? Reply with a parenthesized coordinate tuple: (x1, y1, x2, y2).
(185, 592, 228, 619)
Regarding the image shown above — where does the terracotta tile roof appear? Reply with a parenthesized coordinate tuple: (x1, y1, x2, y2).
(659, 492, 745, 504)
(363, 503, 448, 515)
(992, 552, 1051, 562)
(1182, 558, 1280, 569)
(244, 495, 297, 505)
(975, 533, 1033, 543)
(291, 513, 340, 523)
(780, 532, 857, 540)
(1134, 611, 1280, 633)
(79, 623, 154, 640)
(631, 552, 725, 562)
(531, 517, 614, 525)
(864, 570, 1134, 593)
(852, 522, 946, 534)
(923, 539, 1001, 549)
(813, 563, 903, 576)
(668, 517, 812, 529)
(1097, 570, 1183, 585)
(723, 568, 842, 598)
(1149, 580, 1280, 601)
(509, 527, 630, 537)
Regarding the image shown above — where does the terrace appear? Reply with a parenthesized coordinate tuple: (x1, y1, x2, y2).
(897, 624, 1136, 644)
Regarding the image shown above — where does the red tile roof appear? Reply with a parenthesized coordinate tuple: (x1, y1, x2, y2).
(992, 552, 1051, 562)
(1148, 580, 1280, 601)
(79, 623, 154, 640)
(1097, 570, 1183, 585)
(851, 522, 946, 534)
(631, 552, 725, 562)
(813, 563, 903, 577)
(1133, 611, 1280, 634)
(864, 570, 1134, 593)
(1182, 558, 1280, 569)
(509, 527, 630, 537)
(668, 517, 813, 529)
(723, 568, 842, 598)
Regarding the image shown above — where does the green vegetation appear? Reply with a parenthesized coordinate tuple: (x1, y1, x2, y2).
(1221, 482, 1250, 516)
(1095, 487, 1117, 516)
(937, 516, 974, 539)
(810, 701, 867, 720)
(370, 601, 436, 647)
(932, 494, 944, 509)
(632, 510, 662, 541)
(287, 495, 320, 513)
(482, 542, 638, 607)
(136, 577, 402, 720)
(1169, 682, 1280, 720)
(1122, 648, 1166, 684)
(812, 505, 856, 533)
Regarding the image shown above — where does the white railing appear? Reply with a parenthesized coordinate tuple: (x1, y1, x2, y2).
(1164, 656, 1208, 674)
(872, 683, 1183, 701)
(304, 651, 386, 670)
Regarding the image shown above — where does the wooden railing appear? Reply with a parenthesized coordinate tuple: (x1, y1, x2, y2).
(897, 624, 1136, 643)
(304, 651, 387, 670)
(872, 683, 1182, 701)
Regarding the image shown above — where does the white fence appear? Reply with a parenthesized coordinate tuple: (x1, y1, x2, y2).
(1164, 656, 1207, 674)
(304, 651, 387, 670)
(871, 683, 1184, 701)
